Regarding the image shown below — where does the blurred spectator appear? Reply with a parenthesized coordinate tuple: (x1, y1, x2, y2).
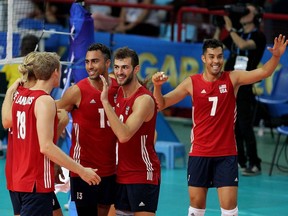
(13, 0, 36, 30)
(115, 0, 161, 37)
(30, 1, 71, 27)
(1, 34, 39, 89)
(90, 0, 122, 32)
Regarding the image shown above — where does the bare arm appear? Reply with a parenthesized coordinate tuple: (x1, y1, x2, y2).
(230, 34, 288, 87)
(56, 108, 69, 139)
(56, 84, 80, 112)
(100, 76, 155, 143)
(1, 79, 21, 128)
(223, 16, 256, 50)
(152, 72, 192, 110)
(35, 96, 101, 185)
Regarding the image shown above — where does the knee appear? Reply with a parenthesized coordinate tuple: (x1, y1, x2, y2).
(221, 206, 238, 216)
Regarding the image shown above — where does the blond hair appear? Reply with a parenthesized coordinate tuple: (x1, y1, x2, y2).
(18, 51, 38, 82)
(33, 52, 60, 80)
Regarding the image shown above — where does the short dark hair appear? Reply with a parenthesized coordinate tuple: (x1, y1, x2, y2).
(113, 47, 139, 68)
(202, 39, 224, 55)
(87, 43, 111, 61)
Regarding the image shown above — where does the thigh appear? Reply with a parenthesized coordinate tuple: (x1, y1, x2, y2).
(213, 156, 239, 187)
(115, 183, 160, 213)
(21, 191, 53, 216)
(187, 156, 213, 187)
(9, 191, 21, 215)
(128, 184, 160, 213)
(70, 177, 98, 206)
(52, 192, 61, 211)
(98, 175, 117, 205)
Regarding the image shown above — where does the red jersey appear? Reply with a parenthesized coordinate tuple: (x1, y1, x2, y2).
(190, 72, 237, 157)
(70, 78, 118, 177)
(115, 86, 160, 185)
(10, 87, 58, 193)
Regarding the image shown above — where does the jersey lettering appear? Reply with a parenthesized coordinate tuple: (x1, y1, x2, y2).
(98, 108, 114, 128)
(208, 96, 218, 116)
(16, 111, 26, 139)
(76, 192, 83, 200)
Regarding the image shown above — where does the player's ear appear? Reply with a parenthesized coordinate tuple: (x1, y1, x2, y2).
(134, 65, 140, 74)
(201, 55, 206, 63)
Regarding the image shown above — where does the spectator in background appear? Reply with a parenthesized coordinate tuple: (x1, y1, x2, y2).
(30, 1, 71, 27)
(91, 0, 122, 32)
(115, 0, 161, 37)
(214, 3, 266, 176)
(1, 34, 39, 89)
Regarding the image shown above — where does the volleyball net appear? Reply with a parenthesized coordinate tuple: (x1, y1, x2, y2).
(0, 0, 73, 65)
(0, 0, 38, 64)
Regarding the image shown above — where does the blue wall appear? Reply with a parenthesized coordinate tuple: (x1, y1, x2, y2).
(92, 32, 288, 108)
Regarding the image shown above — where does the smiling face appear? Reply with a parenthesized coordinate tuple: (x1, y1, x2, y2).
(113, 57, 135, 86)
(202, 47, 224, 77)
(85, 50, 110, 81)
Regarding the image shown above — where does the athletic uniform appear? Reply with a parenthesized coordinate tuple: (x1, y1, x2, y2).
(70, 77, 118, 208)
(114, 86, 161, 212)
(9, 86, 58, 215)
(188, 72, 238, 187)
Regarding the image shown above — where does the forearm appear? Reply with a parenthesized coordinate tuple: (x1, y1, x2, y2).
(261, 55, 281, 78)
(229, 31, 250, 50)
(102, 100, 130, 141)
(153, 85, 165, 110)
(1, 88, 14, 128)
(56, 109, 69, 139)
(41, 142, 85, 176)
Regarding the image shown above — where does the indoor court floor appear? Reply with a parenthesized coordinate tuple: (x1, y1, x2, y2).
(1, 117, 288, 216)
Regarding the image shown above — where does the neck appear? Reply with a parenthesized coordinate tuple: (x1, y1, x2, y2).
(89, 75, 110, 90)
(122, 80, 141, 98)
(203, 71, 222, 82)
(31, 80, 53, 94)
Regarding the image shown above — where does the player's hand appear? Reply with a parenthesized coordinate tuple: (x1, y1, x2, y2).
(7, 78, 22, 94)
(267, 34, 288, 57)
(223, 16, 233, 32)
(57, 109, 69, 126)
(79, 168, 101, 186)
(99, 75, 109, 104)
(152, 72, 168, 86)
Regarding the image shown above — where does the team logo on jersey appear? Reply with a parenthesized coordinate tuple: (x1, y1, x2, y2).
(219, 84, 227, 93)
(90, 99, 96, 104)
(138, 201, 146, 207)
(125, 106, 130, 115)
